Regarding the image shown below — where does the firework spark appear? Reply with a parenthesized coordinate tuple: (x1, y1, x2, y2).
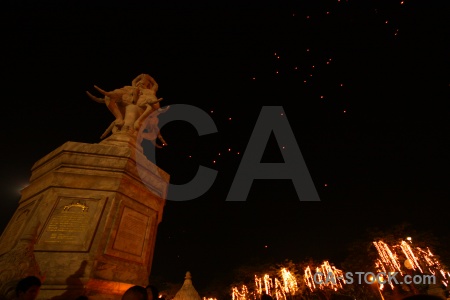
(373, 239, 450, 289)
(304, 261, 345, 291)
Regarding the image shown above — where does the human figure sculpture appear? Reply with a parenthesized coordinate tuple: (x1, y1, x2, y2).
(86, 73, 169, 148)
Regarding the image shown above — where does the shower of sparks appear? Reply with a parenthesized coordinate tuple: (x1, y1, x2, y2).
(304, 266, 316, 291)
(254, 275, 263, 296)
(232, 285, 250, 300)
(236, 271, 299, 300)
(254, 273, 293, 300)
(304, 261, 345, 292)
(273, 278, 286, 300)
(280, 268, 298, 295)
(232, 238, 449, 300)
(263, 274, 272, 295)
(234, 261, 346, 299)
(373, 240, 404, 277)
(373, 240, 450, 290)
(232, 237, 449, 299)
(400, 240, 423, 273)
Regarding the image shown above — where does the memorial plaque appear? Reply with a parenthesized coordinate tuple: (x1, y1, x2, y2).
(113, 207, 149, 256)
(35, 196, 106, 252)
(105, 204, 156, 264)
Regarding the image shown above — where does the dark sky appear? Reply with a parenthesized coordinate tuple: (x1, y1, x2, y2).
(0, 0, 449, 294)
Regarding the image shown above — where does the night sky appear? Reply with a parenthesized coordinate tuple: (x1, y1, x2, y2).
(1, 0, 449, 294)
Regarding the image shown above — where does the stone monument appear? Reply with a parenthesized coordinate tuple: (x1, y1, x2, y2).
(0, 74, 170, 300)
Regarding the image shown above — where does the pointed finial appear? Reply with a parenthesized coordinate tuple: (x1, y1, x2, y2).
(185, 271, 192, 279)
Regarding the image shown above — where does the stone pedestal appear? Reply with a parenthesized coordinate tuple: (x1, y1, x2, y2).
(0, 134, 169, 299)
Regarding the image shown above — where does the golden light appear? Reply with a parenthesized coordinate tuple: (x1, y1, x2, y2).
(254, 274, 274, 297)
(373, 239, 450, 289)
(304, 261, 345, 292)
(400, 240, 423, 272)
(264, 274, 272, 295)
(231, 285, 249, 300)
(234, 262, 350, 300)
(404, 259, 413, 269)
(280, 268, 298, 294)
(273, 278, 286, 300)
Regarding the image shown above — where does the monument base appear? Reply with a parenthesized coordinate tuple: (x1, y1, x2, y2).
(0, 137, 169, 300)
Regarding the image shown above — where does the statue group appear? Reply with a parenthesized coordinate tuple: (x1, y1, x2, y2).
(86, 73, 169, 148)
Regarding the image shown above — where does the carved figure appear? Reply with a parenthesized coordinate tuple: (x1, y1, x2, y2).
(86, 74, 169, 147)
(137, 106, 168, 149)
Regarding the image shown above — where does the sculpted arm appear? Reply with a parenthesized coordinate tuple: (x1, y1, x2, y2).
(92, 85, 125, 126)
(147, 75, 158, 93)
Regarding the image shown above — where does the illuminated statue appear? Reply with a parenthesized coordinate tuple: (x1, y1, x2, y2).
(86, 73, 169, 148)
